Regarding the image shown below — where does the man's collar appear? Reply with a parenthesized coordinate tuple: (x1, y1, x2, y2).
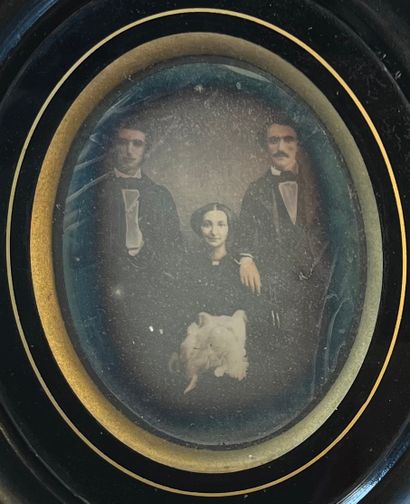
(114, 167, 142, 179)
(270, 166, 282, 177)
(270, 163, 299, 178)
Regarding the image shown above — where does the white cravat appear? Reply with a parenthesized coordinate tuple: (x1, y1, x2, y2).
(114, 169, 144, 256)
(270, 166, 298, 225)
(121, 189, 144, 256)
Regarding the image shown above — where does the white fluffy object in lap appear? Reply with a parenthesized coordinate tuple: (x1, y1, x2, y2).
(180, 310, 248, 394)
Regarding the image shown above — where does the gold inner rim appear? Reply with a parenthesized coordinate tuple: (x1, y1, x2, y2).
(4, 8, 404, 497)
(30, 32, 382, 474)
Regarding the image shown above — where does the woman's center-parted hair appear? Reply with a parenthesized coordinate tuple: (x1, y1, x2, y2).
(190, 202, 238, 251)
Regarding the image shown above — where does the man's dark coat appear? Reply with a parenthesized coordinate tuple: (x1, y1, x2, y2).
(238, 168, 329, 339)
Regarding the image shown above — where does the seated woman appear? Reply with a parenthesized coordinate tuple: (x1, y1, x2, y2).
(187, 202, 249, 317)
(174, 203, 275, 406)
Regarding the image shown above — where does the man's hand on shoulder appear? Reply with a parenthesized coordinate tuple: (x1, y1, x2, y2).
(240, 256, 261, 295)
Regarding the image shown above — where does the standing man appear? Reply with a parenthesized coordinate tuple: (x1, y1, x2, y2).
(238, 113, 328, 349)
(67, 115, 182, 364)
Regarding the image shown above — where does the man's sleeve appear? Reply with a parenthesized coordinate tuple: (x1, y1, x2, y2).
(163, 190, 182, 251)
(153, 188, 183, 275)
(237, 185, 259, 261)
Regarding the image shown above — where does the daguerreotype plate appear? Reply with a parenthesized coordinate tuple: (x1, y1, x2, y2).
(1, 1, 410, 502)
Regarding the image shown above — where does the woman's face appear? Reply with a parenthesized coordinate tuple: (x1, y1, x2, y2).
(201, 210, 229, 248)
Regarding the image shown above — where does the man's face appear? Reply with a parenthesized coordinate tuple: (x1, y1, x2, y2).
(266, 123, 298, 172)
(113, 128, 146, 175)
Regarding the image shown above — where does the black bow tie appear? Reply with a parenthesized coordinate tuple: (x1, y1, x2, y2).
(271, 171, 298, 183)
(280, 170, 298, 182)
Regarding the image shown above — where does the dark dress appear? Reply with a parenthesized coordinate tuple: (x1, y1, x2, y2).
(171, 251, 277, 412)
(185, 252, 254, 317)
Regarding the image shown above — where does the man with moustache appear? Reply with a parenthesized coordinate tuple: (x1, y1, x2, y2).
(238, 113, 327, 350)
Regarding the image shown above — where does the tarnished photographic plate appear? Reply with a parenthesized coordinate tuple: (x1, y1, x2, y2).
(2, 3, 408, 502)
(32, 32, 382, 470)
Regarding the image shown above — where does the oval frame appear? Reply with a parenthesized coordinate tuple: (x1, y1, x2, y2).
(31, 32, 382, 471)
(6, 8, 405, 497)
